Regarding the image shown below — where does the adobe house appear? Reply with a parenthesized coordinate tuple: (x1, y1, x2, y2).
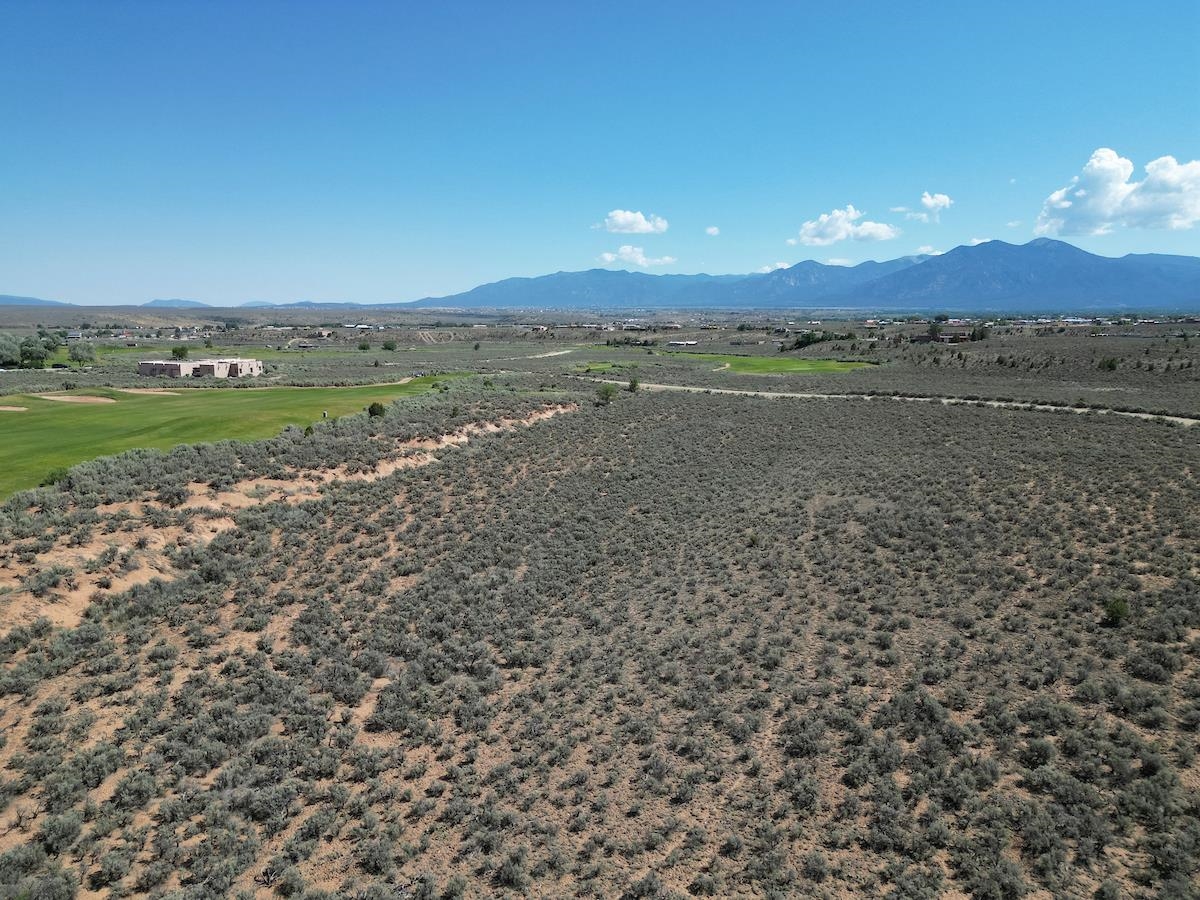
(137, 358, 264, 378)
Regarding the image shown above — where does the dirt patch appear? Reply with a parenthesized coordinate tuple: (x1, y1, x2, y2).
(38, 394, 117, 404)
(0, 405, 27, 411)
(116, 388, 181, 395)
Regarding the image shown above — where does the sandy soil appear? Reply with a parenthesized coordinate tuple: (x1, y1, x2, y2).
(0, 405, 27, 411)
(116, 388, 181, 395)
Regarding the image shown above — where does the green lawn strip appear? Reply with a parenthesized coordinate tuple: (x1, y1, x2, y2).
(0, 377, 451, 498)
(591, 347, 869, 374)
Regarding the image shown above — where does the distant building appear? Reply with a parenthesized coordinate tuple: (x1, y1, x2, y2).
(138, 357, 264, 378)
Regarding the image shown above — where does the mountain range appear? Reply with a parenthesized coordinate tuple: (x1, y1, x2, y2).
(405, 240, 1200, 312)
(3, 240, 1198, 312)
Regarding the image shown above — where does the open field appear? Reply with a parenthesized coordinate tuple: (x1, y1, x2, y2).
(651, 350, 870, 374)
(1, 383, 1197, 899)
(0, 323, 1197, 899)
(0, 378, 449, 498)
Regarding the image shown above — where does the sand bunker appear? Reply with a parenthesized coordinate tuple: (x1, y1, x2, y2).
(0, 405, 27, 412)
(116, 388, 181, 396)
(39, 394, 117, 404)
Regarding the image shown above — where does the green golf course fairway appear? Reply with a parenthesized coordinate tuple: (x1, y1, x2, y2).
(657, 351, 870, 374)
(0, 378, 447, 498)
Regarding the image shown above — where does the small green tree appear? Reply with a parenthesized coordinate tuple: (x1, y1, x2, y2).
(0, 332, 21, 367)
(627, 376, 639, 393)
(367, 401, 386, 418)
(20, 336, 49, 368)
(171, 345, 188, 360)
(68, 343, 95, 364)
(1102, 597, 1129, 627)
(382, 340, 397, 351)
(595, 383, 618, 406)
(358, 340, 371, 351)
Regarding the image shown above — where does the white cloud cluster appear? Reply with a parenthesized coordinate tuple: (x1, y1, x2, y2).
(826, 258, 853, 266)
(599, 245, 676, 268)
(757, 261, 788, 273)
(896, 191, 954, 223)
(602, 209, 669, 234)
(1035, 148, 1200, 236)
(916, 245, 943, 256)
(921, 191, 953, 214)
(793, 205, 900, 246)
(705, 225, 720, 236)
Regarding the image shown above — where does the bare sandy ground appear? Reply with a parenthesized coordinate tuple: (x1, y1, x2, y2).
(526, 348, 577, 359)
(38, 394, 117, 404)
(116, 388, 181, 395)
(0, 405, 27, 411)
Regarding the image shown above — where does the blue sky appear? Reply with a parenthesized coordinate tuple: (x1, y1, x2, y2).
(2, 1, 1198, 304)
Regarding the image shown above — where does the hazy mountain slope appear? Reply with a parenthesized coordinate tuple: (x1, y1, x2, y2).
(143, 298, 212, 308)
(410, 269, 749, 309)
(0, 294, 69, 306)
(832, 239, 1200, 309)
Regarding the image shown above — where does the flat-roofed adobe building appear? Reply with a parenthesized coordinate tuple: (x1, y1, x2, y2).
(137, 358, 264, 378)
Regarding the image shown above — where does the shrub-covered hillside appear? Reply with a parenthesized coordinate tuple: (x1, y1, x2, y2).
(0, 386, 1197, 899)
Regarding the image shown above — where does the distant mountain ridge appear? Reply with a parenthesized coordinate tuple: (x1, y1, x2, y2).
(143, 298, 211, 308)
(0, 294, 69, 307)
(2, 240, 1198, 312)
(405, 240, 1199, 312)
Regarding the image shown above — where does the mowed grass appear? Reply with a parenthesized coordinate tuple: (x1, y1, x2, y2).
(0, 377, 449, 498)
(656, 351, 870, 374)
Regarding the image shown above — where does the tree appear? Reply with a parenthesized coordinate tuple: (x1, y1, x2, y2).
(382, 340, 397, 351)
(358, 340, 371, 351)
(367, 401, 386, 418)
(627, 376, 639, 393)
(595, 384, 618, 406)
(171, 345, 189, 360)
(20, 336, 49, 368)
(0, 332, 21, 367)
(69, 343, 95, 364)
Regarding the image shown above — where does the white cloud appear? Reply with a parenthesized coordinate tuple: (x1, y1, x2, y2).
(904, 191, 954, 223)
(602, 209, 669, 234)
(969, 238, 991, 246)
(921, 191, 953, 213)
(1035, 148, 1200, 236)
(785, 237, 798, 246)
(826, 258, 853, 266)
(795, 205, 900, 246)
(705, 225, 720, 236)
(599, 245, 676, 268)
(916, 245, 943, 256)
(1006, 220, 1022, 229)
(889, 206, 910, 213)
(757, 261, 789, 273)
